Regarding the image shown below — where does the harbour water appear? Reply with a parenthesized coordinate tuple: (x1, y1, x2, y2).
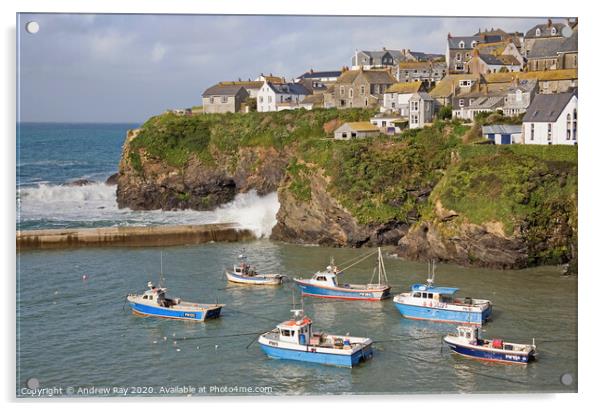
(17, 242, 577, 395)
(16, 123, 577, 395)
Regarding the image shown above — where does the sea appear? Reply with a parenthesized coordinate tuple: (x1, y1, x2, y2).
(16, 123, 577, 396)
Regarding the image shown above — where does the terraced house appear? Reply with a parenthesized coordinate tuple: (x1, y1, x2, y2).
(332, 68, 396, 109)
(523, 19, 576, 57)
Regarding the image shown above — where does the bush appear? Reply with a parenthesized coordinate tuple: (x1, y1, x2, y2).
(437, 105, 452, 120)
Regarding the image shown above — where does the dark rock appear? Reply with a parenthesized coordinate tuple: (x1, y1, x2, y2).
(66, 179, 92, 186)
(105, 173, 119, 185)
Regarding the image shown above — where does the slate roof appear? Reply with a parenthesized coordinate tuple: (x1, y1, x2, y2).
(522, 91, 576, 123)
(202, 84, 246, 97)
(482, 124, 523, 135)
(267, 82, 310, 95)
(297, 70, 342, 79)
(410, 92, 434, 101)
(398, 61, 447, 70)
(525, 22, 566, 38)
(448, 36, 481, 49)
(336, 69, 396, 85)
(479, 54, 521, 66)
(558, 29, 578, 53)
(528, 37, 566, 59)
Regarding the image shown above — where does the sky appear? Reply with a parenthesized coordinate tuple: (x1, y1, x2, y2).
(17, 14, 553, 123)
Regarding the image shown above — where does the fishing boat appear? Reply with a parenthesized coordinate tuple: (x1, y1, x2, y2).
(393, 262, 492, 325)
(127, 282, 224, 321)
(224, 254, 284, 286)
(293, 248, 391, 301)
(258, 309, 373, 367)
(443, 325, 537, 364)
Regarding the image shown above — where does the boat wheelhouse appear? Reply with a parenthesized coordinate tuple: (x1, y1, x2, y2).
(127, 282, 223, 321)
(258, 309, 373, 367)
(293, 248, 391, 301)
(393, 264, 492, 325)
(443, 325, 537, 364)
(224, 254, 284, 286)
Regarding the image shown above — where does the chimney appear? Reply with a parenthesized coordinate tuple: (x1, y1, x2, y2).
(383, 46, 387, 51)
(448, 32, 452, 39)
(310, 68, 314, 74)
(269, 73, 273, 77)
(547, 18, 552, 28)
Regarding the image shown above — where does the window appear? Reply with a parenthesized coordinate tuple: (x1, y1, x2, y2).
(471, 40, 478, 48)
(459, 41, 465, 49)
(316, 276, 327, 281)
(411, 101, 419, 111)
(143, 295, 148, 300)
(411, 115, 418, 124)
(281, 329, 291, 337)
(547, 123, 552, 142)
(340, 86, 345, 96)
(221, 96, 227, 103)
(573, 108, 577, 140)
(566, 113, 571, 140)
(428, 293, 433, 299)
(268, 96, 272, 103)
(455, 53, 461, 62)
(360, 85, 365, 95)
(259, 96, 263, 103)
(458, 99, 464, 108)
(365, 98, 369, 107)
(459, 80, 471, 87)
(530, 123, 535, 140)
(381, 121, 386, 127)
(535, 28, 541, 36)
(391, 102, 396, 109)
(209, 97, 214, 104)
(413, 292, 421, 298)
(551, 27, 557, 35)
(349, 88, 353, 98)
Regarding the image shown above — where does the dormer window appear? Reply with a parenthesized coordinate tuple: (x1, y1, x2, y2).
(471, 40, 477, 48)
(459, 41, 465, 49)
(535, 28, 541, 36)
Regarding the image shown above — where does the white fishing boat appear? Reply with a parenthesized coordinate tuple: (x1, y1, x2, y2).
(225, 253, 284, 286)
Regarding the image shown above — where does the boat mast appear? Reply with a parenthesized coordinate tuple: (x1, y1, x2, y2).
(159, 251, 166, 288)
(377, 247, 388, 286)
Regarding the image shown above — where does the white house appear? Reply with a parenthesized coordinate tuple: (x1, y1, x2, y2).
(522, 91, 577, 145)
(257, 82, 310, 112)
(408, 92, 435, 129)
(382, 82, 424, 115)
(370, 113, 405, 134)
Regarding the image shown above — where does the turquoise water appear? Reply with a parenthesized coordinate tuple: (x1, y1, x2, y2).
(17, 241, 577, 396)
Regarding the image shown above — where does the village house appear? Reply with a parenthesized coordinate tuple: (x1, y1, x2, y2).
(201, 83, 250, 114)
(502, 79, 538, 116)
(217, 80, 263, 98)
(452, 93, 505, 121)
(382, 81, 426, 115)
(428, 73, 481, 107)
(408, 92, 435, 129)
(256, 82, 310, 112)
(523, 19, 574, 57)
(352, 48, 442, 70)
(474, 40, 523, 64)
(474, 28, 524, 51)
(333, 68, 397, 109)
(446, 34, 481, 74)
(295, 69, 341, 94)
(482, 124, 523, 145)
(370, 112, 406, 134)
(334, 122, 380, 140)
(255, 73, 285, 84)
(526, 28, 578, 71)
(395, 61, 447, 86)
(522, 91, 577, 145)
(468, 49, 522, 75)
(483, 69, 578, 94)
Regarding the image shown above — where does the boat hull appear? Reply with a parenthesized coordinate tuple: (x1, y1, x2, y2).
(394, 301, 492, 325)
(129, 302, 222, 321)
(225, 271, 282, 285)
(258, 342, 373, 367)
(444, 338, 534, 364)
(294, 280, 390, 301)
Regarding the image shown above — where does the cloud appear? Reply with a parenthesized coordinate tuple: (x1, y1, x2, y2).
(151, 43, 166, 62)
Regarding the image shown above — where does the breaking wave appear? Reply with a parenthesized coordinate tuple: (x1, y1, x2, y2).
(17, 183, 280, 238)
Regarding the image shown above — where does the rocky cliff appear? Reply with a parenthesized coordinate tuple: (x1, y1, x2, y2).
(116, 110, 577, 270)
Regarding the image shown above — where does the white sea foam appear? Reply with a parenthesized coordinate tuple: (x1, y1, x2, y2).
(17, 183, 280, 238)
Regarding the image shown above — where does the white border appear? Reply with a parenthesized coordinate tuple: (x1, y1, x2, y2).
(2, 0, 597, 409)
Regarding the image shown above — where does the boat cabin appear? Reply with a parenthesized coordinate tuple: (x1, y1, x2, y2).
(310, 265, 340, 287)
(142, 282, 180, 308)
(409, 284, 460, 303)
(233, 262, 256, 276)
(456, 325, 481, 343)
(277, 311, 313, 345)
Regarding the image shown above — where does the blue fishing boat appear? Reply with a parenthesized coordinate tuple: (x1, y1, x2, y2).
(293, 248, 391, 301)
(393, 262, 492, 325)
(258, 309, 373, 368)
(443, 325, 537, 364)
(127, 282, 224, 321)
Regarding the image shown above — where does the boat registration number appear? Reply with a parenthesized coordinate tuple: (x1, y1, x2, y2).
(268, 341, 278, 347)
(183, 313, 196, 318)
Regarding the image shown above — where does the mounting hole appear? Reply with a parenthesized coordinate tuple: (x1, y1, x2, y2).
(560, 373, 574, 386)
(25, 21, 40, 34)
(27, 377, 40, 389)
(561, 25, 573, 38)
